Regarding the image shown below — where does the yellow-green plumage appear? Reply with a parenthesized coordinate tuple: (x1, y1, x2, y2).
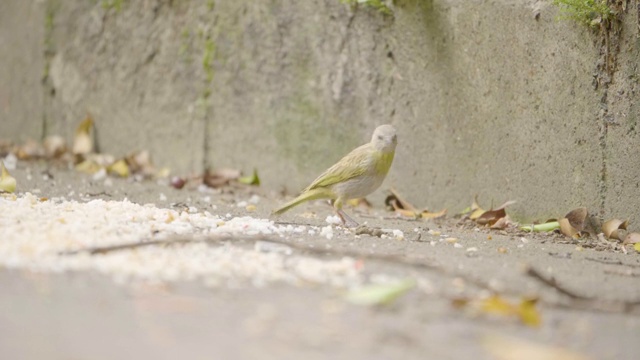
(273, 124, 397, 226)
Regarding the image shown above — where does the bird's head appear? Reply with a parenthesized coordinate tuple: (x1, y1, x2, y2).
(371, 124, 397, 153)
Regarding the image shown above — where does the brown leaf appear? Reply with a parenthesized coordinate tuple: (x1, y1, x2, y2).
(559, 218, 581, 239)
(602, 219, 628, 241)
(564, 207, 588, 232)
(385, 188, 418, 212)
(43, 135, 67, 158)
(16, 139, 45, 160)
(421, 208, 447, 220)
(623, 232, 640, 245)
(474, 200, 516, 225)
(490, 215, 512, 230)
(126, 150, 155, 176)
(203, 168, 241, 188)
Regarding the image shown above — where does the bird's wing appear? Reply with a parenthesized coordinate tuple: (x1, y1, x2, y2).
(304, 144, 371, 191)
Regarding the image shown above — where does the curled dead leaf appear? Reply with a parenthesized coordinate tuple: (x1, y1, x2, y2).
(43, 135, 67, 158)
(73, 115, 94, 155)
(0, 160, 17, 193)
(476, 200, 516, 226)
(564, 207, 588, 232)
(107, 159, 130, 178)
(559, 218, 582, 239)
(490, 215, 512, 230)
(421, 208, 447, 220)
(602, 219, 628, 241)
(203, 168, 241, 188)
(622, 232, 640, 246)
(385, 188, 418, 212)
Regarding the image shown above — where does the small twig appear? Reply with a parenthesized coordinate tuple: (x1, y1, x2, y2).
(604, 268, 640, 278)
(524, 265, 588, 300)
(59, 234, 267, 255)
(586, 256, 640, 268)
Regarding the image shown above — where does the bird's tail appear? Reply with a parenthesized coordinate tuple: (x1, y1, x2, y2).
(272, 188, 333, 215)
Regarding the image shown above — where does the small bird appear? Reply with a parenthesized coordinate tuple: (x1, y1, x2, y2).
(273, 124, 397, 227)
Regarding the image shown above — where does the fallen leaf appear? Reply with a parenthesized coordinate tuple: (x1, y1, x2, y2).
(347, 198, 372, 208)
(345, 279, 415, 306)
(635, 243, 640, 253)
(73, 115, 94, 155)
(238, 168, 260, 186)
(107, 159, 130, 177)
(469, 195, 485, 220)
(623, 233, 640, 245)
(0, 160, 17, 193)
(481, 295, 515, 316)
(385, 188, 418, 212)
(203, 168, 241, 188)
(16, 139, 44, 160)
(602, 219, 628, 240)
(125, 150, 155, 176)
(476, 200, 516, 226)
(75, 159, 102, 174)
(490, 214, 512, 229)
(482, 333, 590, 360)
(421, 208, 447, 219)
(559, 217, 581, 239)
(520, 221, 560, 232)
(564, 207, 588, 232)
(386, 188, 446, 219)
(518, 297, 541, 327)
(43, 135, 67, 158)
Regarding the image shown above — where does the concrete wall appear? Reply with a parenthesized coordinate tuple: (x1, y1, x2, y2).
(1, 0, 639, 224)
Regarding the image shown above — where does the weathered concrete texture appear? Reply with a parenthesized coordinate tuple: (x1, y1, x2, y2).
(2, 0, 640, 223)
(0, 0, 45, 141)
(45, 0, 207, 174)
(601, 14, 640, 226)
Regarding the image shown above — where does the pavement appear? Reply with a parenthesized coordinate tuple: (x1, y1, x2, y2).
(1, 161, 640, 360)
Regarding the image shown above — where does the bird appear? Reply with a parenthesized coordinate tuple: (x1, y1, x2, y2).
(273, 124, 397, 227)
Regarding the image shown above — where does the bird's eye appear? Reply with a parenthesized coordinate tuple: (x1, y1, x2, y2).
(377, 135, 383, 140)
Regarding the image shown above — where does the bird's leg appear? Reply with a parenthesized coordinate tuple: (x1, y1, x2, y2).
(333, 198, 359, 228)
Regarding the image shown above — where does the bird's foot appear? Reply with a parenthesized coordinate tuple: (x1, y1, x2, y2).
(337, 209, 359, 228)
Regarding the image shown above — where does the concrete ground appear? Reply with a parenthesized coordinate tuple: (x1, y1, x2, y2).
(1, 161, 640, 360)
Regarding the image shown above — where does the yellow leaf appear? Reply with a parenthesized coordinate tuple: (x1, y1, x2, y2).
(73, 115, 94, 155)
(0, 160, 17, 193)
(518, 297, 541, 327)
(634, 243, 640, 253)
(238, 168, 260, 186)
(107, 159, 130, 177)
(75, 159, 102, 174)
(481, 295, 516, 316)
(421, 208, 447, 219)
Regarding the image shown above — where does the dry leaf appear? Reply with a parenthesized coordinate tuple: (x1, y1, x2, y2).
(518, 297, 541, 327)
(203, 168, 241, 188)
(476, 200, 516, 226)
(635, 243, 640, 253)
(0, 160, 17, 193)
(559, 218, 581, 239)
(482, 333, 590, 360)
(490, 214, 512, 229)
(16, 139, 44, 160)
(564, 207, 588, 232)
(469, 195, 485, 220)
(347, 198, 372, 208)
(623, 233, 640, 245)
(43, 135, 67, 158)
(421, 208, 447, 219)
(75, 159, 102, 174)
(481, 295, 515, 316)
(385, 188, 418, 212)
(73, 115, 94, 155)
(602, 219, 628, 241)
(126, 150, 155, 176)
(107, 159, 130, 178)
